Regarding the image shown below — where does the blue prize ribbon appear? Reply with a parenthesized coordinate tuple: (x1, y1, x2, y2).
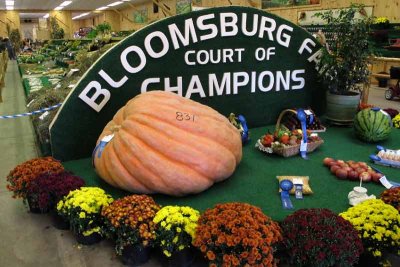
(91, 135, 114, 167)
(280, 180, 294, 209)
(296, 109, 308, 159)
(237, 115, 249, 144)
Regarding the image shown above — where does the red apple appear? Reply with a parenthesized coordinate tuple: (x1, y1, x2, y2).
(336, 169, 348, 180)
(337, 160, 345, 164)
(347, 160, 355, 165)
(372, 172, 383, 183)
(350, 163, 360, 169)
(355, 167, 367, 175)
(339, 163, 349, 168)
(328, 160, 338, 167)
(331, 165, 341, 174)
(358, 162, 368, 168)
(323, 157, 335, 166)
(343, 166, 353, 173)
(359, 172, 372, 182)
(348, 171, 359, 181)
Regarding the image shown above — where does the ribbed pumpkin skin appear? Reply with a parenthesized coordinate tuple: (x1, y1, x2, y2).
(93, 91, 242, 196)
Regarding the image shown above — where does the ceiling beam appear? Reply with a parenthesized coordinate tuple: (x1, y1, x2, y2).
(6, 18, 15, 25)
(52, 15, 69, 29)
(126, 2, 137, 10)
(112, 9, 134, 24)
(152, 0, 173, 17)
(247, 0, 258, 8)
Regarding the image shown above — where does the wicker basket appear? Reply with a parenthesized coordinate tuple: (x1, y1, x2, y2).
(272, 140, 324, 157)
(255, 109, 324, 157)
(277, 109, 326, 133)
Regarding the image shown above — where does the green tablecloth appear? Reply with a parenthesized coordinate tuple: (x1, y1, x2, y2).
(22, 76, 51, 96)
(63, 126, 400, 222)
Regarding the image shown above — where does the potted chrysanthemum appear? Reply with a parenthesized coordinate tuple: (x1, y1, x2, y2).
(27, 171, 85, 229)
(101, 194, 160, 266)
(153, 206, 200, 266)
(281, 208, 363, 267)
(6, 157, 64, 213)
(380, 187, 400, 212)
(56, 187, 114, 245)
(193, 202, 282, 266)
(340, 199, 400, 265)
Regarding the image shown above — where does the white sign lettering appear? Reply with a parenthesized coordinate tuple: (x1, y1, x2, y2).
(78, 11, 320, 112)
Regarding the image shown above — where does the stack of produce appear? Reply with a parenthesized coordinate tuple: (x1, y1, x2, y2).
(323, 157, 383, 183)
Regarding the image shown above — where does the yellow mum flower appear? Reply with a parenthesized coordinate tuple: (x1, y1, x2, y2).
(372, 250, 382, 257)
(163, 250, 171, 257)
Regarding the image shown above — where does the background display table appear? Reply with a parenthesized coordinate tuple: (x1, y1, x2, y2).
(64, 126, 400, 221)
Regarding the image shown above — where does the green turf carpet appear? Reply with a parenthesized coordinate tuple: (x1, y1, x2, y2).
(63, 126, 400, 222)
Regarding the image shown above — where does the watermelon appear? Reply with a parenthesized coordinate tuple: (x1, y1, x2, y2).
(354, 108, 391, 142)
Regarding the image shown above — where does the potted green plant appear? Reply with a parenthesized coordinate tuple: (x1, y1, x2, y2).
(315, 4, 374, 124)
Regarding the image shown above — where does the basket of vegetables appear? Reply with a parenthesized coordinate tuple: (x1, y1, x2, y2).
(255, 110, 324, 157)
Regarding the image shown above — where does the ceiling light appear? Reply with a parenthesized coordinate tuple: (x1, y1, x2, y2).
(6, 5, 13, 10)
(60, 1, 72, 7)
(96, 6, 108, 11)
(54, 6, 63, 10)
(5, 1, 14, 5)
(107, 1, 123, 7)
(72, 12, 90, 20)
(43, 13, 49, 19)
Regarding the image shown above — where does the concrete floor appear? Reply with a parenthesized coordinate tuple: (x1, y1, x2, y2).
(0, 61, 135, 267)
(0, 61, 399, 266)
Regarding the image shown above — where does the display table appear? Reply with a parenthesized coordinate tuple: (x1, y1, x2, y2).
(63, 126, 400, 222)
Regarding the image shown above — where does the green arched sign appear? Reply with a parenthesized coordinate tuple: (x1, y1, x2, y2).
(50, 6, 323, 161)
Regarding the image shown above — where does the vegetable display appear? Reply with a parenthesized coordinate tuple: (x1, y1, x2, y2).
(93, 91, 242, 196)
(323, 158, 383, 183)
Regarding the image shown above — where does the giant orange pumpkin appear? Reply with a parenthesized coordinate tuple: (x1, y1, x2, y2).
(93, 91, 242, 196)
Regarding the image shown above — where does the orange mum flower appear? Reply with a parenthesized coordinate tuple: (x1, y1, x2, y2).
(193, 202, 282, 266)
(6, 157, 64, 199)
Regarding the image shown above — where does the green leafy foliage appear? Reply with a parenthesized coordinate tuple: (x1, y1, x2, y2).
(315, 4, 374, 94)
(50, 17, 65, 39)
(10, 29, 21, 53)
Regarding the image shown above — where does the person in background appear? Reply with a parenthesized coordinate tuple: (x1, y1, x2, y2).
(4, 37, 16, 60)
(0, 37, 6, 52)
(23, 42, 32, 52)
